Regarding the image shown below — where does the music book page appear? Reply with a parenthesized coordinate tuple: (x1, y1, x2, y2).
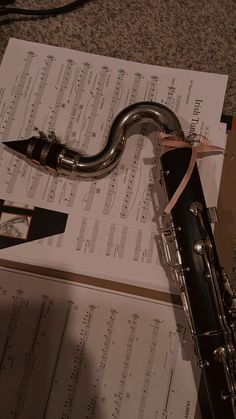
(0, 266, 200, 419)
(0, 38, 227, 222)
(0, 38, 227, 292)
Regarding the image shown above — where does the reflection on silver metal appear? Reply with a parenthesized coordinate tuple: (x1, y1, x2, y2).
(55, 101, 185, 178)
(214, 346, 236, 401)
(194, 239, 205, 255)
(189, 201, 203, 216)
(207, 206, 219, 224)
(57, 148, 80, 176)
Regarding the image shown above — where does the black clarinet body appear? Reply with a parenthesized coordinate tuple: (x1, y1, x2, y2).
(161, 147, 236, 419)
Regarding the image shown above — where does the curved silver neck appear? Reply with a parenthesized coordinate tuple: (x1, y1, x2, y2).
(74, 101, 185, 178)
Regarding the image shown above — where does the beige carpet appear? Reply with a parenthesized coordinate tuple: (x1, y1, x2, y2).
(0, 0, 235, 114)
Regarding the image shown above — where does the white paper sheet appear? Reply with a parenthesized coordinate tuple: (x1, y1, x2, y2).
(0, 266, 200, 419)
(0, 38, 227, 228)
(0, 39, 227, 292)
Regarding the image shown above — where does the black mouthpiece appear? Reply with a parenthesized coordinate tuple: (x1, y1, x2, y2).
(3, 138, 31, 155)
(3, 137, 65, 171)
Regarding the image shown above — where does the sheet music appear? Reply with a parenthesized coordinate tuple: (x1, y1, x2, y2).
(0, 38, 227, 292)
(0, 213, 169, 292)
(0, 266, 200, 419)
(0, 38, 227, 229)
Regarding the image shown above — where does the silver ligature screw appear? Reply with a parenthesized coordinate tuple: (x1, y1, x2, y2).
(189, 201, 203, 216)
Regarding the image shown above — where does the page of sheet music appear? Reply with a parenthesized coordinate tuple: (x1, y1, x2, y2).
(0, 266, 200, 419)
(0, 38, 227, 292)
(0, 212, 168, 292)
(0, 38, 227, 226)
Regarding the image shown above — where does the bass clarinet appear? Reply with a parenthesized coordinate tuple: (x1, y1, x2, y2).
(161, 145, 236, 419)
(3, 101, 236, 418)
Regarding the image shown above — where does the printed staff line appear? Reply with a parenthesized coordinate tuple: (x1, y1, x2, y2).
(43, 303, 72, 419)
(0, 291, 24, 373)
(13, 298, 50, 418)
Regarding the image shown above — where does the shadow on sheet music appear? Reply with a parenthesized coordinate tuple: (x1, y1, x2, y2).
(0, 267, 103, 419)
(144, 131, 212, 419)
